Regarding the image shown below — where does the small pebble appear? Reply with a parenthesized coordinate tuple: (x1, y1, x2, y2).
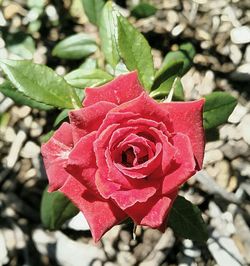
(4, 127, 16, 142)
(0, 98, 13, 113)
(172, 24, 185, 36)
(30, 121, 43, 137)
(229, 44, 242, 65)
(18, 106, 31, 118)
(231, 26, 250, 44)
(204, 149, 224, 165)
(23, 116, 33, 128)
(237, 114, 250, 145)
(6, 130, 26, 168)
(228, 104, 247, 124)
(20, 141, 40, 159)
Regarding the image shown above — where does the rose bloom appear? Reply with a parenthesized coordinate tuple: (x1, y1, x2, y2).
(41, 72, 205, 242)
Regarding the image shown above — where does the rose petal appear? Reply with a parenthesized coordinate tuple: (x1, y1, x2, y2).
(125, 191, 178, 228)
(149, 127, 176, 174)
(105, 147, 160, 191)
(41, 122, 73, 192)
(84, 71, 144, 107)
(95, 124, 137, 192)
(112, 92, 173, 131)
(97, 111, 139, 138)
(125, 117, 170, 137)
(115, 142, 162, 179)
(162, 133, 196, 194)
(160, 99, 205, 169)
(60, 177, 127, 242)
(95, 169, 121, 199)
(111, 187, 157, 210)
(114, 133, 155, 163)
(69, 101, 116, 143)
(113, 126, 176, 179)
(66, 132, 98, 194)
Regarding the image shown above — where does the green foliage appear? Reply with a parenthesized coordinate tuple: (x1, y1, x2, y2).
(150, 77, 184, 101)
(154, 61, 183, 89)
(0, 81, 53, 110)
(5, 33, 35, 60)
(151, 59, 185, 100)
(40, 130, 54, 143)
(53, 109, 69, 127)
(41, 188, 79, 230)
(81, 0, 105, 25)
(79, 58, 97, 71)
(65, 69, 113, 89)
(27, 0, 46, 33)
(52, 33, 97, 60)
(203, 92, 237, 130)
(0, 59, 81, 109)
(99, 1, 120, 68)
(168, 196, 208, 242)
(0, 113, 10, 129)
(117, 14, 154, 90)
(113, 62, 129, 76)
(161, 43, 196, 76)
(131, 3, 157, 19)
(171, 78, 185, 101)
(150, 43, 195, 100)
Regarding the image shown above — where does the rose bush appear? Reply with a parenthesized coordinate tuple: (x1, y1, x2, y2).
(41, 71, 205, 241)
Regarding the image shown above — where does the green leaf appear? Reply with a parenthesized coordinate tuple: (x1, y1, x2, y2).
(161, 43, 196, 76)
(79, 58, 97, 71)
(0, 113, 10, 128)
(117, 15, 154, 90)
(131, 3, 157, 19)
(28, 20, 42, 33)
(114, 62, 129, 76)
(99, 1, 120, 68)
(173, 78, 185, 101)
(74, 88, 85, 102)
(0, 59, 81, 109)
(152, 60, 183, 90)
(203, 92, 237, 130)
(53, 109, 69, 127)
(150, 77, 184, 101)
(81, 0, 105, 25)
(150, 61, 184, 100)
(52, 33, 97, 60)
(41, 188, 79, 230)
(65, 69, 113, 89)
(168, 196, 208, 242)
(40, 130, 54, 143)
(0, 81, 53, 110)
(6, 33, 35, 60)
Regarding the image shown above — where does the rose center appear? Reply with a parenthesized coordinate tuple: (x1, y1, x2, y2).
(121, 147, 149, 167)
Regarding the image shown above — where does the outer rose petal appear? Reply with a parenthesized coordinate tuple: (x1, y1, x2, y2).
(125, 191, 178, 228)
(66, 132, 98, 194)
(111, 187, 157, 210)
(83, 71, 144, 107)
(160, 99, 205, 169)
(41, 122, 73, 192)
(162, 133, 196, 194)
(60, 177, 127, 242)
(69, 101, 116, 143)
(111, 93, 173, 131)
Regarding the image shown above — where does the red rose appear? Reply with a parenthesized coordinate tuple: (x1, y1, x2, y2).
(41, 71, 205, 241)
